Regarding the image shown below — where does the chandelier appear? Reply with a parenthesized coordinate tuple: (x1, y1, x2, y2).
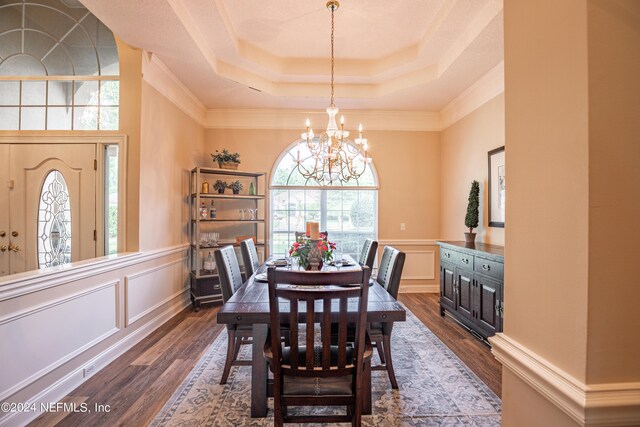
(295, 0, 371, 185)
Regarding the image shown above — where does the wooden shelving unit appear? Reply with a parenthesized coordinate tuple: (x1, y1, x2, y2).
(188, 167, 267, 310)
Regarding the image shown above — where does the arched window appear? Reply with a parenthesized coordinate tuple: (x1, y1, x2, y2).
(0, 0, 119, 130)
(271, 141, 378, 259)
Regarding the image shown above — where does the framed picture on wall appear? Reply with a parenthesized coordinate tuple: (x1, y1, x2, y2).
(488, 146, 505, 227)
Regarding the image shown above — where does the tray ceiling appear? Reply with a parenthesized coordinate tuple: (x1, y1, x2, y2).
(80, 0, 504, 111)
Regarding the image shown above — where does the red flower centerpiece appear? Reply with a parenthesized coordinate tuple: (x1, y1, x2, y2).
(289, 233, 336, 270)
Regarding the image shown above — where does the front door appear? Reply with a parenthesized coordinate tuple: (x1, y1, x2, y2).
(2, 144, 96, 276)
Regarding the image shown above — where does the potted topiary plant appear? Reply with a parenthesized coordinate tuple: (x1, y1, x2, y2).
(211, 149, 241, 170)
(213, 180, 227, 194)
(228, 180, 243, 195)
(465, 180, 480, 243)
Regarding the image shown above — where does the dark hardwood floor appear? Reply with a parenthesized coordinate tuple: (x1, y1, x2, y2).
(31, 293, 501, 426)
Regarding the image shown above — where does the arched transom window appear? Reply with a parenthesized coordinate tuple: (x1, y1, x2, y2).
(0, 0, 119, 130)
(271, 141, 378, 259)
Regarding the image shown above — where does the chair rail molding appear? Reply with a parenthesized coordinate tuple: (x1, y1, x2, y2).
(490, 333, 640, 426)
(378, 239, 439, 293)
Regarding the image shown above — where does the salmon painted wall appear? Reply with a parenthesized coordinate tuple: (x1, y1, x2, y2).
(440, 94, 505, 246)
(139, 82, 206, 251)
(204, 128, 440, 241)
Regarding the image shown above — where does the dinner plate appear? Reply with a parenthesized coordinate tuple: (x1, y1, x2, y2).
(265, 259, 288, 267)
(254, 272, 268, 282)
(330, 260, 355, 267)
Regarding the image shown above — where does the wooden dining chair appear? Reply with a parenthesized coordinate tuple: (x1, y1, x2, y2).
(264, 266, 372, 426)
(368, 246, 405, 389)
(240, 238, 260, 278)
(214, 245, 252, 384)
(357, 238, 378, 269)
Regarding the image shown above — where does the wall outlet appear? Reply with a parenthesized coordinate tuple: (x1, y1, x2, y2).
(83, 364, 96, 378)
(400, 223, 406, 231)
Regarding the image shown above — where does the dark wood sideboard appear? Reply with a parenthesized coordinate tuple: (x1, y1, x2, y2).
(437, 241, 504, 342)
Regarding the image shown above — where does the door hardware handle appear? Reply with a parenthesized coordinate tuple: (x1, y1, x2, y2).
(8, 243, 19, 252)
(0, 245, 6, 252)
(11, 231, 18, 237)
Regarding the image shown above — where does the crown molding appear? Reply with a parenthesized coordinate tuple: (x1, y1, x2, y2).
(440, 60, 504, 129)
(204, 109, 441, 131)
(141, 53, 504, 132)
(490, 333, 640, 426)
(141, 51, 207, 126)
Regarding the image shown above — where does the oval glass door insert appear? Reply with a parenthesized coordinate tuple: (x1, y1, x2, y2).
(38, 170, 71, 267)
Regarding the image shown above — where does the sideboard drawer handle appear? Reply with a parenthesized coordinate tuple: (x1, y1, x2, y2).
(382, 314, 387, 319)
(236, 315, 242, 321)
(462, 258, 469, 264)
(482, 264, 490, 271)
(444, 253, 451, 258)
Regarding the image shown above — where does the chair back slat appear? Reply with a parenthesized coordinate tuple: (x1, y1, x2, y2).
(305, 297, 315, 370)
(338, 296, 348, 368)
(321, 298, 331, 369)
(289, 296, 299, 369)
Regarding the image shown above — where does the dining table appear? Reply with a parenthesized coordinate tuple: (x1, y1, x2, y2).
(216, 254, 407, 418)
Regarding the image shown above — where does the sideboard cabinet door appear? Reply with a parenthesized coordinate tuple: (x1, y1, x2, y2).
(440, 262, 456, 315)
(455, 267, 475, 326)
(475, 275, 502, 337)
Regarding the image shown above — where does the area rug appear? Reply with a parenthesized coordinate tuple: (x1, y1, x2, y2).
(151, 305, 501, 426)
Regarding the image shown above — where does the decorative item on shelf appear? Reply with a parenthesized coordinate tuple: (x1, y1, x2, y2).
(289, 234, 335, 271)
(201, 179, 209, 194)
(213, 180, 227, 194)
(209, 200, 216, 219)
(464, 180, 480, 244)
(228, 180, 243, 195)
(200, 202, 208, 219)
(294, 0, 372, 185)
(211, 149, 241, 170)
(249, 181, 256, 195)
(235, 235, 256, 244)
(203, 251, 215, 273)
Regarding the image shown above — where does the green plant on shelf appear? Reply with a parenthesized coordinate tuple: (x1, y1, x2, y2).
(228, 180, 243, 194)
(213, 180, 227, 194)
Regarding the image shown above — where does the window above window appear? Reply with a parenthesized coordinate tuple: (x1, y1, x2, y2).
(0, 0, 119, 130)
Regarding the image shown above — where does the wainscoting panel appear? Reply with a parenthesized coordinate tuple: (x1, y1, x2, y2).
(378, 240, 440, 293)
(403, 250, 436, 280)
(0, 281, 119, 401)
(125, 257, 188, 327)
(0, 245, 190, 427)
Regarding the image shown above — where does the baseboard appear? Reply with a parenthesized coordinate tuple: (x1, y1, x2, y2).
(399, 284, 439, 293)
(0, 292, 191, 427)
(490, 333, 640, 426)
